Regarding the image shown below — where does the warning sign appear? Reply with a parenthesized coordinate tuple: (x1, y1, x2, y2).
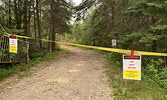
(9, 35, 18, 53)
(123, 55, 141, 80)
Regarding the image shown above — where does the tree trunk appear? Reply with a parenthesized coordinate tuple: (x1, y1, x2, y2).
(18, 0, 22, 29)
(8, 0, 11, 27)
(33, 1, 37, 37)
(27, 0, 32, 36)
(52, 23, 56, 52)
(49, 24, 52, 53)
(49, 0, 57, 52)
(112, 6, 114, 29)
(48, 0, 54, 53)
(14, 0, 21, 29)
(23, 0, 28, 35)
(36, 0, 42, 49)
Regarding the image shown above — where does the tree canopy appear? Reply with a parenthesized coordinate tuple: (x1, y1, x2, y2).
(0, 0, 73, 52)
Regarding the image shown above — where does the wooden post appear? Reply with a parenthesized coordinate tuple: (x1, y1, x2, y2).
(27, 42, 30, 60)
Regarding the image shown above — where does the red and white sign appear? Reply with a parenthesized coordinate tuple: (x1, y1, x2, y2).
(123, 55, 141, 80)
(9, 35, 18, 53)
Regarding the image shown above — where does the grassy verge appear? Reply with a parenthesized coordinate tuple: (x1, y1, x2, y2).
(0, 48, 70, 81)
(103, 52, 167, 100)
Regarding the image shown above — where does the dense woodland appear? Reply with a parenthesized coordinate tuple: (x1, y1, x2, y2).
(0, 0, 73, 53)
(0, 0, 167, 99)
(68, 0, 167, 52)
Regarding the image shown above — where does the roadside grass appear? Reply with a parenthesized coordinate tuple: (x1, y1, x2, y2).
(103, 53, 167, 100)
(0, 48, 70, 81)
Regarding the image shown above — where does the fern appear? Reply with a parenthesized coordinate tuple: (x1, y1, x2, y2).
(151, 25, 167, 31)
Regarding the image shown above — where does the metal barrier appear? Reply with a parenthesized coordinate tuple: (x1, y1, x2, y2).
(0, 34, 29, 63)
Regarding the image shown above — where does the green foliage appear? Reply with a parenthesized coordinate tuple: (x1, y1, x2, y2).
(146, 2, 163, 8)
(151, 25, 167, 31)
(103, 52, 122, 64)
(103, 52, 167, 99)
(29, 51, 46, 59)
(143, 59, 167, 89)
(21, 47, 28, 54)
(144, 59, 160, 82)
(5, 28, 25, 35)
(159, 68, 167, 89)
(0, 68, 13, 81)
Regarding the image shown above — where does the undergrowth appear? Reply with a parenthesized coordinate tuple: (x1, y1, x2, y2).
(103, 52, 167, 100)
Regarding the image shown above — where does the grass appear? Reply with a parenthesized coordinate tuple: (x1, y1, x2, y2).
(0, 48, 70, 81)
(103, 53, 167, 100)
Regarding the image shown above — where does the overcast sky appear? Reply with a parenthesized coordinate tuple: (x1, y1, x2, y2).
(73, 0, 82, 6)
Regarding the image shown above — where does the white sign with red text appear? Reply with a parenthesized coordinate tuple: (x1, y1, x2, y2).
(123, 55, 141, 80)
(9, 36, 18, 53)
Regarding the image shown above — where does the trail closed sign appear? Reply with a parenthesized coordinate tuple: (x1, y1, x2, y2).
(123, 55, 141, 80)
(9, 35, 18, 53)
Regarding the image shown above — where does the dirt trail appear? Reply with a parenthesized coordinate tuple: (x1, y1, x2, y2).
(0, 46, 113, 100)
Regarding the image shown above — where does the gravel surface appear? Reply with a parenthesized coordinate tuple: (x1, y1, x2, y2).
(0, 46, 113, 100)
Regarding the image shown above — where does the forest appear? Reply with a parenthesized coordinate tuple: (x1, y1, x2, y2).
(0, 0, 73, 53)
(67, 0, 167, 99)
(0, 0, 167, 99)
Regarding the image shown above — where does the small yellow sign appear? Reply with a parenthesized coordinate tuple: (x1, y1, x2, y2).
(10, 46, 17, 53)
(124, 70, 140, 80)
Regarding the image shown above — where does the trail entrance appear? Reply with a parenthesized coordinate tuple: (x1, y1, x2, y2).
(0, 46, 112, 100)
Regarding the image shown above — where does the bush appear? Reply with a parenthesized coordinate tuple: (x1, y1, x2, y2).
(0, 68, 13, 81)
(103, 52, 122, 63)
(159, 68, 167, 89)
(144, 59, 167, 90)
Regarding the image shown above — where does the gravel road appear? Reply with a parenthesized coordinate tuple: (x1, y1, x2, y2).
(0, 46, 113, 100)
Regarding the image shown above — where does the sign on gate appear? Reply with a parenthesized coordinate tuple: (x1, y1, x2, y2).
(123, 54, 141, 80)
(9, 35, 18, 53)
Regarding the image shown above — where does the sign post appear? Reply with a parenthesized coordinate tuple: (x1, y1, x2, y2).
(123, 50, 141, 80)
(9, 35, 18, 53)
